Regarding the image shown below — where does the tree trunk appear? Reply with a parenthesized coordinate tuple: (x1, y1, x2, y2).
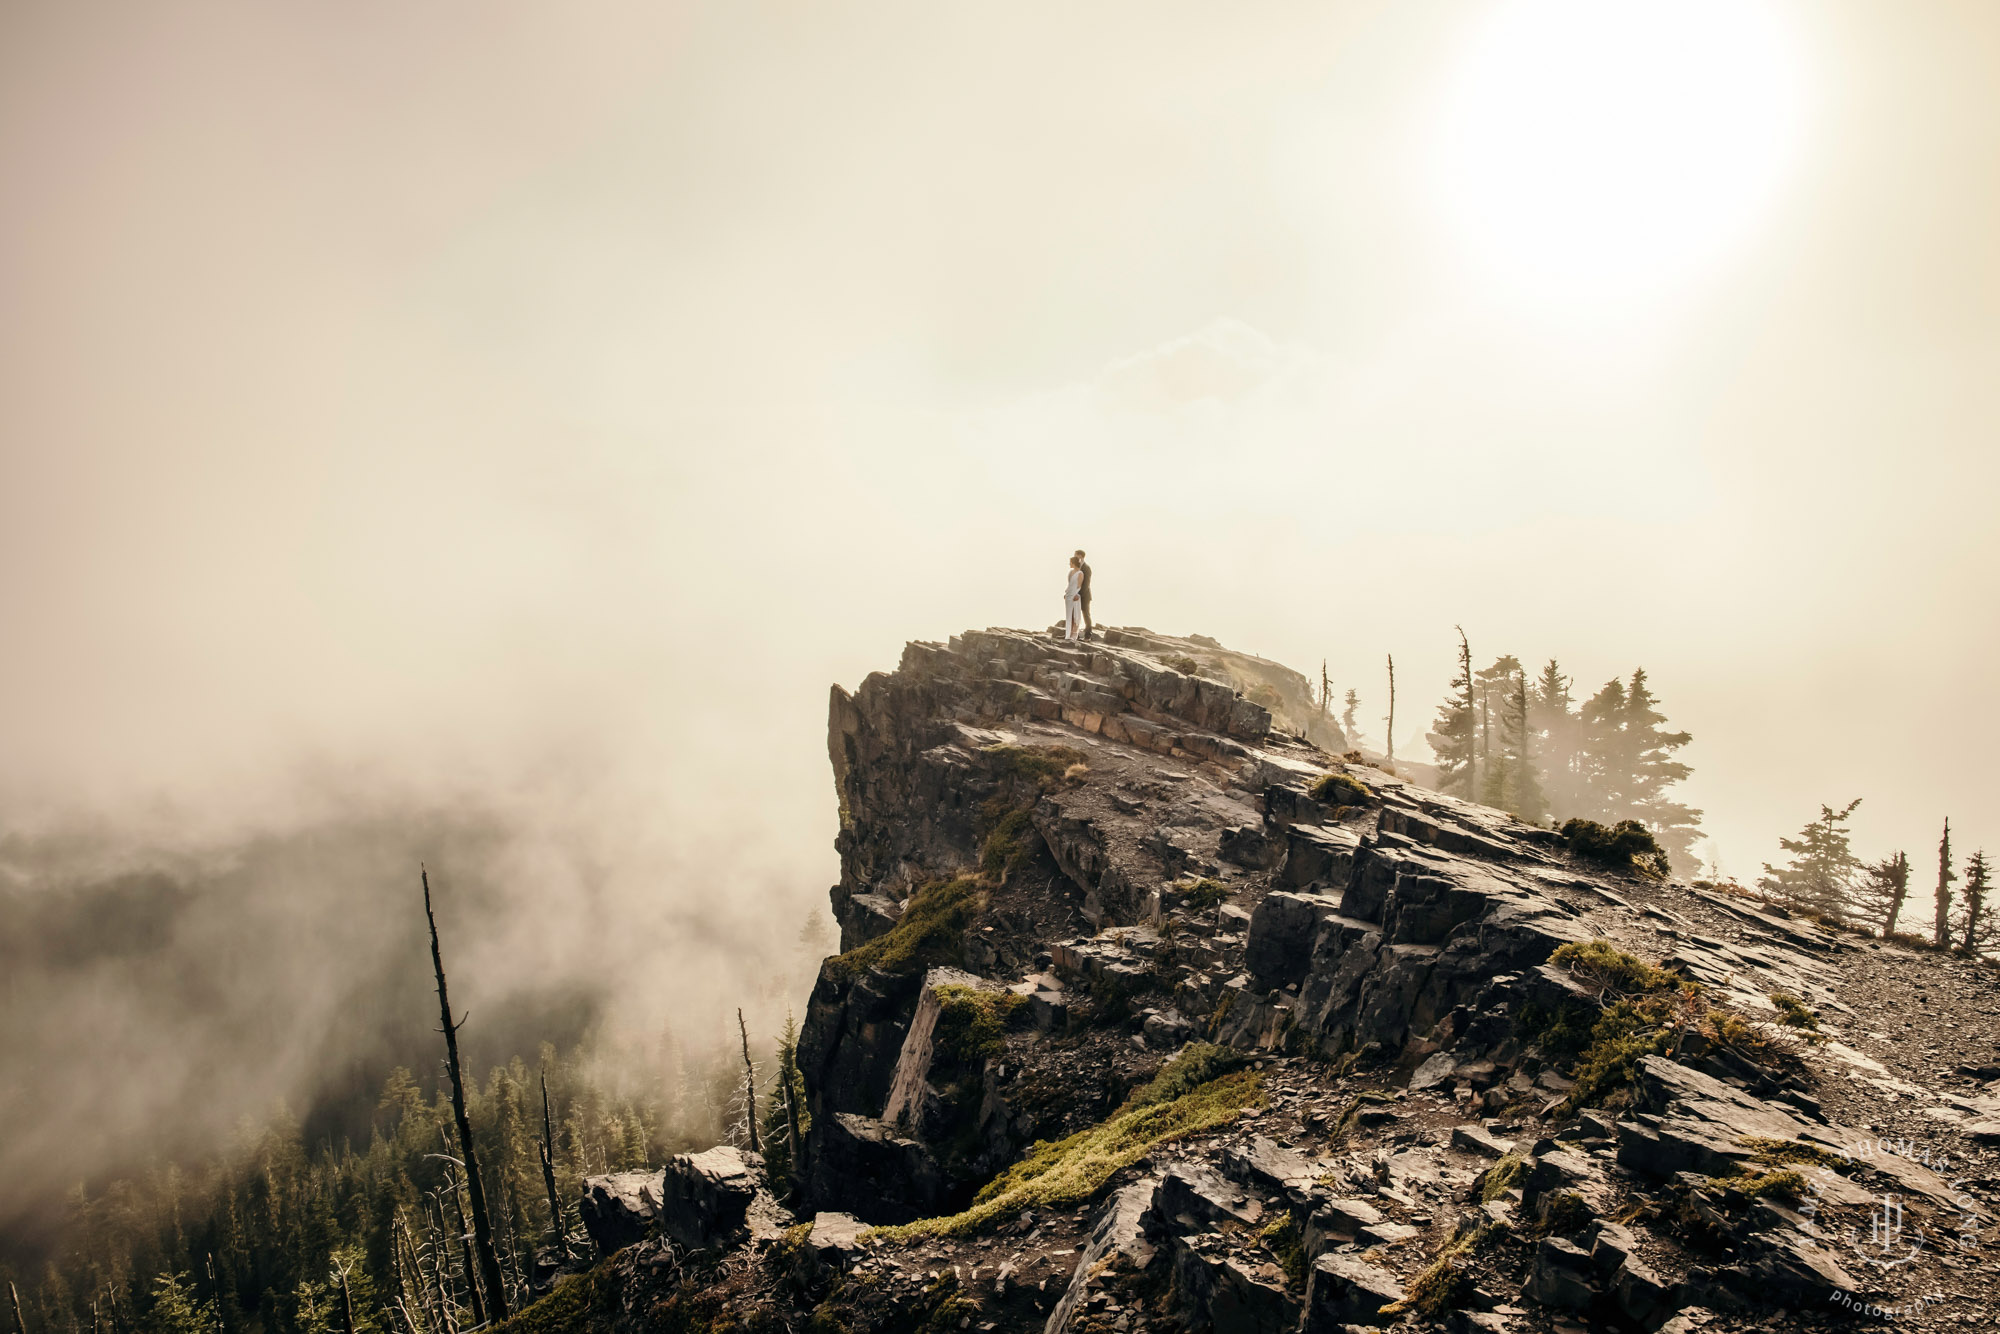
(539, 1072, 571, 1258)
(440, 1141, 487, 1328)
(10, 1281, 25, 1334)
(737, 1008, 761, 1154)
(782, 1063, 802, 1184)
(427, 1204, 459, 1334)
(335, 1265, 358, 1334)
(1936, 820, 1955, 949)
(423, 866, 510, 1322)
(1385, 654, 1396, 764)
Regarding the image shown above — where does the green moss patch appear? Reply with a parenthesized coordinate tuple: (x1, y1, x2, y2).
(491, 1266, 618, 1334)
(866, 1046, 1263, 1241)
(826, 876, 985, 981)
(1739, 1136, 1847, 1172)
(1308, 772, 1377, 807)
(1559, 818, 1671, 878)
(1480, 1153, 1529, 1203)
(1379, 1221, 1503, 1319)
(933, 986, 1027, 1064)
(1534, 1191, 1593, 1236)
(1257, 1213, 1307, 1287)
(1174, 877, 1230, 911)
(1768, 991, 1821, 1035)
(1549, 940, 1682, 998)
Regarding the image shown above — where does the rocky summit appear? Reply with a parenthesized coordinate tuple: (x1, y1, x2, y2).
(556, 626, 2000, 1334)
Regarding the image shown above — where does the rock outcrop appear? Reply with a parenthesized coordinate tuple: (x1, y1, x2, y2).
(555, 625, 2000, 1334)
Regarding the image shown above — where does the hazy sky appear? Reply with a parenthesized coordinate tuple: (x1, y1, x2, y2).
(3, 0, 1997, 962)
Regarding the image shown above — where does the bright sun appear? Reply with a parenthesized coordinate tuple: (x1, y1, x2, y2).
(1431, 0, 1808, 310)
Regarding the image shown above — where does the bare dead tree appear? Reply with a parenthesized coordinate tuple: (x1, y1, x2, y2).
(1385, 654, 1397, 764)
(737, 1008, 761, 1155)
(422, 865, 510, 1321)
(436, 1129, 487, 1327)
(330, 1254, 359, 1334)
(397, 1210, 440, 1334)
(1320, 660, 1330, 718)
(426, 1202, 459, 1334)
(782, 1064, 802, 1185)
(204, 1255, 225, 1334)
(391, 1213, 424, 1334)
(10, 1281, 25, 1334)
(538, 1071, 572, 1259)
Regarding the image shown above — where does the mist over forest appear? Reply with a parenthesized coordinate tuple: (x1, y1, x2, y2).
(4, 1, 2000, 1332)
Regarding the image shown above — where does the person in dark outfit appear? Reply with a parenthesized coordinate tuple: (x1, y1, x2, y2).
(1073, 549, 1093, 640)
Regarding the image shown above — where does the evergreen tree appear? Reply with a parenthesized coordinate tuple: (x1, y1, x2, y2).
(1473, 655, 1522, 810)
(1862, 851, 1912, 937)
(1340, 689, 1360, 752)
(1528, 659, 1585, 820)
(1956, 851, 1994, 955)
(1759, 800, 1865, 921)
(1573, 670, 1701, 873)
(1428, 629, 1477, 797)
(143, 1274, 213, 1334)
(759, 1013, 809, 1193)
(1617, 670, 1702, 873)
(1935, 819, 1957, 949)
(1503, 669, 1548, 824)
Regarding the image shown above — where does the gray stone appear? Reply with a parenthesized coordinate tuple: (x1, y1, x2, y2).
(1304, 1197, 1385, 1253)
(1525, 1236, 1598, 1310)
(657, 1145, 762, 1252)
(578, 1170, 662, 1257)
(1450, 1124, 1515, 1159)
(805, 1211, 866, 1264)
(1301, 1254, 1406, 1329)
(1281, 825, 1363, 890)
(1409, 1052, 1458, 1091)
(1045, 1179, 1159, 1334)
(1222, 1135, 1314, 1196)
(1157, 1162, 1264, 1231)
(1171, 1237, 1299, 1334)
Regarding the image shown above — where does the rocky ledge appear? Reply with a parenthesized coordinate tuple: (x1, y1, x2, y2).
(556, 626, 2000, 1334)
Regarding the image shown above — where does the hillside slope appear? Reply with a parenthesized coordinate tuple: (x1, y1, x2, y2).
(545, 625, 2000, 1334)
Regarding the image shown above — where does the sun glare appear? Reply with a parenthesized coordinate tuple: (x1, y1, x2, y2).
(1431, 0, 1808, 311)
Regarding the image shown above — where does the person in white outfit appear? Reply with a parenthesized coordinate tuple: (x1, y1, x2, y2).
(1063, 555, 1084, 642)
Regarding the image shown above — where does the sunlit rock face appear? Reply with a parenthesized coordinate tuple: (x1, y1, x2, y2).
(569, 626, 2000, 1334)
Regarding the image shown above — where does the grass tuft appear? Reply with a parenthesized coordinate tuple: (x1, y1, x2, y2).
(1480, 1153, 1529, 1204)
(1739, 1136, 1848, 1172)
(1379, 1221, 1503, 1319)
(1307, 772, 1376, 807)
(825, 877, 985, 982)
(1559, 818, 1671, 878)
(1549, 940, 1682, 998)
(1257, 1213, 1306, 1288)
(1768, 991, 1821, 1035)
(866, 1046, 1262, 1241)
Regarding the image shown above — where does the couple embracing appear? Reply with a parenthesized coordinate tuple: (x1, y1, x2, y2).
(1062, 549, 1093, 643)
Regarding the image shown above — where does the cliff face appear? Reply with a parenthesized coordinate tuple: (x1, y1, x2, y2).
(568, 626, 2000, 1334)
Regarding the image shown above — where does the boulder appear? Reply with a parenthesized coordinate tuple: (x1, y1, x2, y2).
(1303, 1197, 1385, 1253)
(1280, 825, 1362, 890)
(1525, 1236, 1598, 1310)
(658, 1145, 762, 1252)
(1171, 1237, 1299, 1334)
(579, 1171, 662, 1257)
(1156, 1162, 1264, 1231)
(1221, 1135, 1314, 1197)
(1450, 1124, 1515, 1159)
(803, 1112, 945, 1223)
(1301, 1254, 1405, 1330)
(1046, 1179, 1161, 1334)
